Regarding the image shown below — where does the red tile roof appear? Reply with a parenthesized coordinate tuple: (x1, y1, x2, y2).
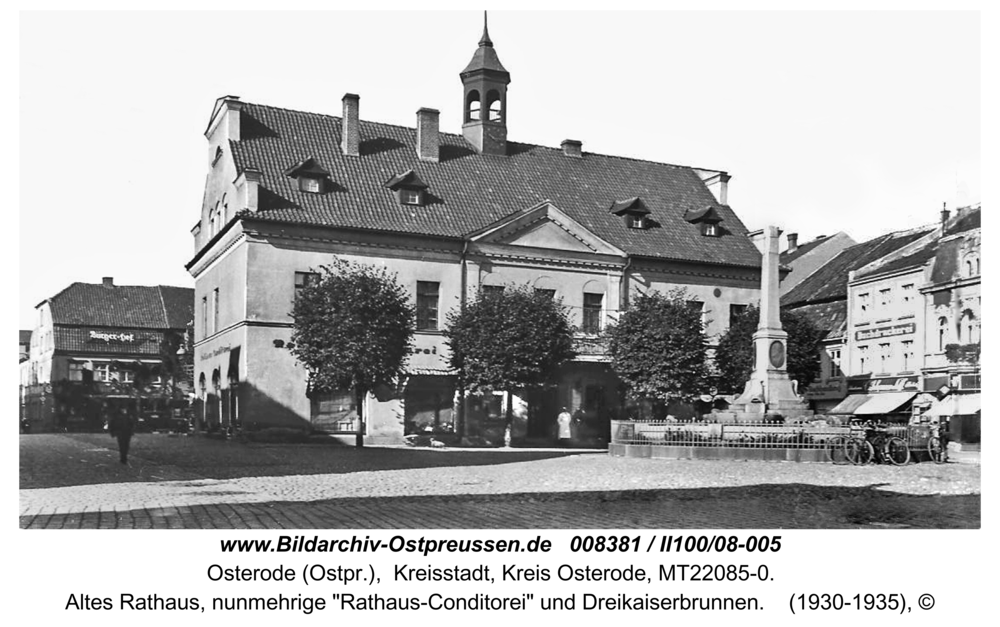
(46, 282, 193, 330)
(228, 102, 764, 269)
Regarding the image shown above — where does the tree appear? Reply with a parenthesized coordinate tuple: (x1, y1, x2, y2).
(714, 305, 823, 394)
(290, 259, 415, 447)
(444, 285, 576, 442)
(607, 289, 710, 415)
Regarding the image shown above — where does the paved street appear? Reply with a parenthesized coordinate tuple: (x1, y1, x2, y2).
(20, 433, 980, 529)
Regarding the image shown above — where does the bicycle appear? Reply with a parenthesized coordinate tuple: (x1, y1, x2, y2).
(926, 422, 949, 464)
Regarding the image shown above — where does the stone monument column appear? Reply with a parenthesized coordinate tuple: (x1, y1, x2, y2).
(730, 226, 811, 417)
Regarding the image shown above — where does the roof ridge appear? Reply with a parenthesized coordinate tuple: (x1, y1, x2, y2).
(241, 100, 714, 173)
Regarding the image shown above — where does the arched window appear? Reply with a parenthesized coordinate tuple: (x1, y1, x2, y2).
(486, 90, 502, 122)
(938, 317, 948, 352)
(466, 90, 481, 122)
(962, 309, 978, 344)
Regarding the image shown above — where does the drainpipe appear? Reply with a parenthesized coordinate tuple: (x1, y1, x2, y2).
(457, 240, 470, 440)
(619, 257, 632, 314)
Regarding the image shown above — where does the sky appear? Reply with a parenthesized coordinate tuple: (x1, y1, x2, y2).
(17, 9, 981, 330)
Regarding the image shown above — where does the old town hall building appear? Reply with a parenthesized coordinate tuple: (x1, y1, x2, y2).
(187, 20, 765, 444)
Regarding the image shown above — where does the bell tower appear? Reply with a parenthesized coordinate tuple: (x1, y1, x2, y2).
(460, 12, 510, 156)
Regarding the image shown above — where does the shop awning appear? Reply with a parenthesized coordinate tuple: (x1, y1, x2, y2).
(829, 394, 872, 414)
(854, 391, 918, 415)
(924, 393, 981, 417)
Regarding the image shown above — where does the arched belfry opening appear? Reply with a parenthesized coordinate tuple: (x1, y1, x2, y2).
(460, 12, 510, 156)
(466, 90, 481, 122)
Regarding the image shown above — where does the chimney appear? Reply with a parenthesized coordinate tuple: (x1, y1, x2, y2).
(102, 277, 114, 288)
(416, 108, 440, 162)
(561, 139, 582, 158)
(786, 232, 799, 254)
(940, 201, 950, 226)
(341, 93, 360, 157)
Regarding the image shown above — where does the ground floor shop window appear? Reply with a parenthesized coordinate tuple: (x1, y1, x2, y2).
(404, 376, 455, 435)
(310, 390, 358, 433)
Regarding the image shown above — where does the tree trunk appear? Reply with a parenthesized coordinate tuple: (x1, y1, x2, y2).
(504, 389, 513, 448)
(355, 386, 365, 448)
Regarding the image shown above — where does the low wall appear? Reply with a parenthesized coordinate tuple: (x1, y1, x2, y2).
(608, 442, 830, 463)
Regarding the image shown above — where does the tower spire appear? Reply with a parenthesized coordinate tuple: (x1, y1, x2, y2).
(479, 11, 493, 47)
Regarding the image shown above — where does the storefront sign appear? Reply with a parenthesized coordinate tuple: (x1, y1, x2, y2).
(804, 380, 846, 400)
(848, 375, 919, 394)
(855, 322, 916, 342)
(88, 330, 139, 343)
(200, 345, 232, 361)
(958, 373, 981, 391)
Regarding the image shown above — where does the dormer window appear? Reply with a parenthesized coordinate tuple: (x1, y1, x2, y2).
(685, 205, 724, 237)
(283, 157, 331, 194)
(400, 189, 423, 205)
(626, 215, 646, 229)
(384, 170, 430, 207)
(299, 177, 322, 193)
(609, 197, 651, 230)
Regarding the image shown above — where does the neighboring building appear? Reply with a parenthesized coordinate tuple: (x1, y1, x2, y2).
(19, 330, 31, 362)
(781, 225, 937, 413)
(21, 277, 194, 432)
(845, 205, 980, 441)
(779, 232, 855, 296)
(187, 19, 766, 445)
(784, 204, 981, 442)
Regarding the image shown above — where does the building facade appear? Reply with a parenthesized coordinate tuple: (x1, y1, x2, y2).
(781, 225, 936, 413)
(21, 278, 194, 432)
(187, 21, 766, 445)
(785, 205, 981, 442)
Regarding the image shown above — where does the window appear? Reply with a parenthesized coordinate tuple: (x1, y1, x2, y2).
(400, 189, 423, 205)
(829, 348, 842, 378)
(902, 283, 914, 304)
(687, 300, 706, 328)
(901, 341, 914, 371)
(299, 177, 322, 193)
(416, 281, 440, 331)
(878, 343, 892, 372)
(938, 317, 948, 352)
(212, 288, 220, 335)
(626, 215, 646, 229)
(120, 369, 135, 384)
(729, 303, 749, 328)
(68, 362, 84, 382)
(582, 293, 604, 334)
(486, 90, 502, 122)
(858, 345, 870, 373)
(93, 363, 111, 383)
(701, 223, 718, 237)
(466, 90, 481, 122)
(535, 288, 556, 299)
(482, 285, 505, 296)
(858, 292, 871, 317)
(294, 271, 320, 294)
(879, 288, 892, 308)
(201, 296, 208, 339)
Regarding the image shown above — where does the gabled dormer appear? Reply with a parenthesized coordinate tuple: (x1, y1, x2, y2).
(384, 170, 430, 206)
(609, 197, 651, 229)
(685, 205, 724, 237)
(284, 157, 331, 194)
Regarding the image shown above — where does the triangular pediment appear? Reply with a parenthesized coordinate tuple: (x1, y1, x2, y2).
(470, 201, 625, 256)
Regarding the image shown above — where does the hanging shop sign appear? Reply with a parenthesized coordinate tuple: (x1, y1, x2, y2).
(847, 375, 919, 394)
(854, 322, 916, 342)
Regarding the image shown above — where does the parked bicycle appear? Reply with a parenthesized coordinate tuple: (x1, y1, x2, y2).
(827, 420, 908, 465)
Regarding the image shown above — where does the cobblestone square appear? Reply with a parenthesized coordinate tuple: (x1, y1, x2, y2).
(20, 433, 980, 529)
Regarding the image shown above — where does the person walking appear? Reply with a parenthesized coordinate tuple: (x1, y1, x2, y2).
(557, 407, 573, 446)
(109, 406, 136, 465)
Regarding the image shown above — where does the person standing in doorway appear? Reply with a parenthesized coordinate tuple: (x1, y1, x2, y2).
(109, 406, 136, 465)
(557, 407, 573, 446)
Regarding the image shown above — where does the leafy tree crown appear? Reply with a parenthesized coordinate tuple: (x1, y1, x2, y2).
(607, 289, 710, 403)
(290, 258, 415, 395)
(444, 285, 576, 394)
